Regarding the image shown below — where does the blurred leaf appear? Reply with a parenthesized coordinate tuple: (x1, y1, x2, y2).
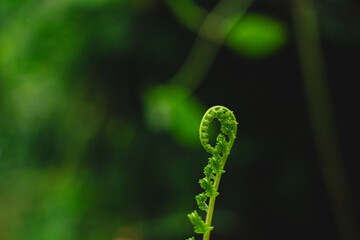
(143, 84, 205, 147)
(226, 13, 287, 58)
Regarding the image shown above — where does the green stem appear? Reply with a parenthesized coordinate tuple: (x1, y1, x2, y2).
(203, 171, 222, 240)
(203, 136, 235, 240)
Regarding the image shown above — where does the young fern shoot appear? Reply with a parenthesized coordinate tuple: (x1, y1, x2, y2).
(187, 106, 237, 240)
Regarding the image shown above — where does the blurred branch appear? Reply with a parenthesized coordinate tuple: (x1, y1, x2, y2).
(166, 0, 253, 91)
(292, 0, 359, 239)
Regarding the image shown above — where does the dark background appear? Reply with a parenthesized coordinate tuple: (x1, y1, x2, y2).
(0, 0, 359, 239)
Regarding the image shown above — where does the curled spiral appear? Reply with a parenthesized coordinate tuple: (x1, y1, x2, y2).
(187, 106, 237, 240)
(199, 105, 237, 155)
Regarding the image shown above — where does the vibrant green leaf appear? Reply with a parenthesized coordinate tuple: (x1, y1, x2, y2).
(187, 210, 213, 234)
(209, 154, 225, 175)
(203, 165, 215, 180)
(199, 178, 219, 197)
(195, 193, 208, 211)
(215, 134, 228, 154)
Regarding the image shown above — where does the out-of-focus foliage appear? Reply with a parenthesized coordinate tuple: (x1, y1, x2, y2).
(0, 1, 137, 239)
(165, 0, 205, 31)
(0, 0, 359, 240)
(165, 0, 287, 59)
(144, 85, 204, 147)
(226, 13, 287, 57)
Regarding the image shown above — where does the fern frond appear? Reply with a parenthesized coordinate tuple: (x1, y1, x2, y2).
(199, 178, 219, 197)
(187, 106, 237, 240)
(204, 165, 215, 179)
(208, 154, 225, 174)
(187, 210, 213, 234)
(196, 193, 208, 211)
(215, 134, 228, 154)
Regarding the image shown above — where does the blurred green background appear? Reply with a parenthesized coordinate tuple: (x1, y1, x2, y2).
(1, 0, 360, 240)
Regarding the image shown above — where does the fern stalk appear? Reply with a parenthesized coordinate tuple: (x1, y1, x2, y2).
(187, 106, 237, 240)
(203, 135, 235, 240)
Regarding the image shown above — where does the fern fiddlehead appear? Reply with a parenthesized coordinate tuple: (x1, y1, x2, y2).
(187, 106, 237, 240)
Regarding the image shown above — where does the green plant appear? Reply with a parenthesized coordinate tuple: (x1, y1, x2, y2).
(186, 105, 238, 240)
